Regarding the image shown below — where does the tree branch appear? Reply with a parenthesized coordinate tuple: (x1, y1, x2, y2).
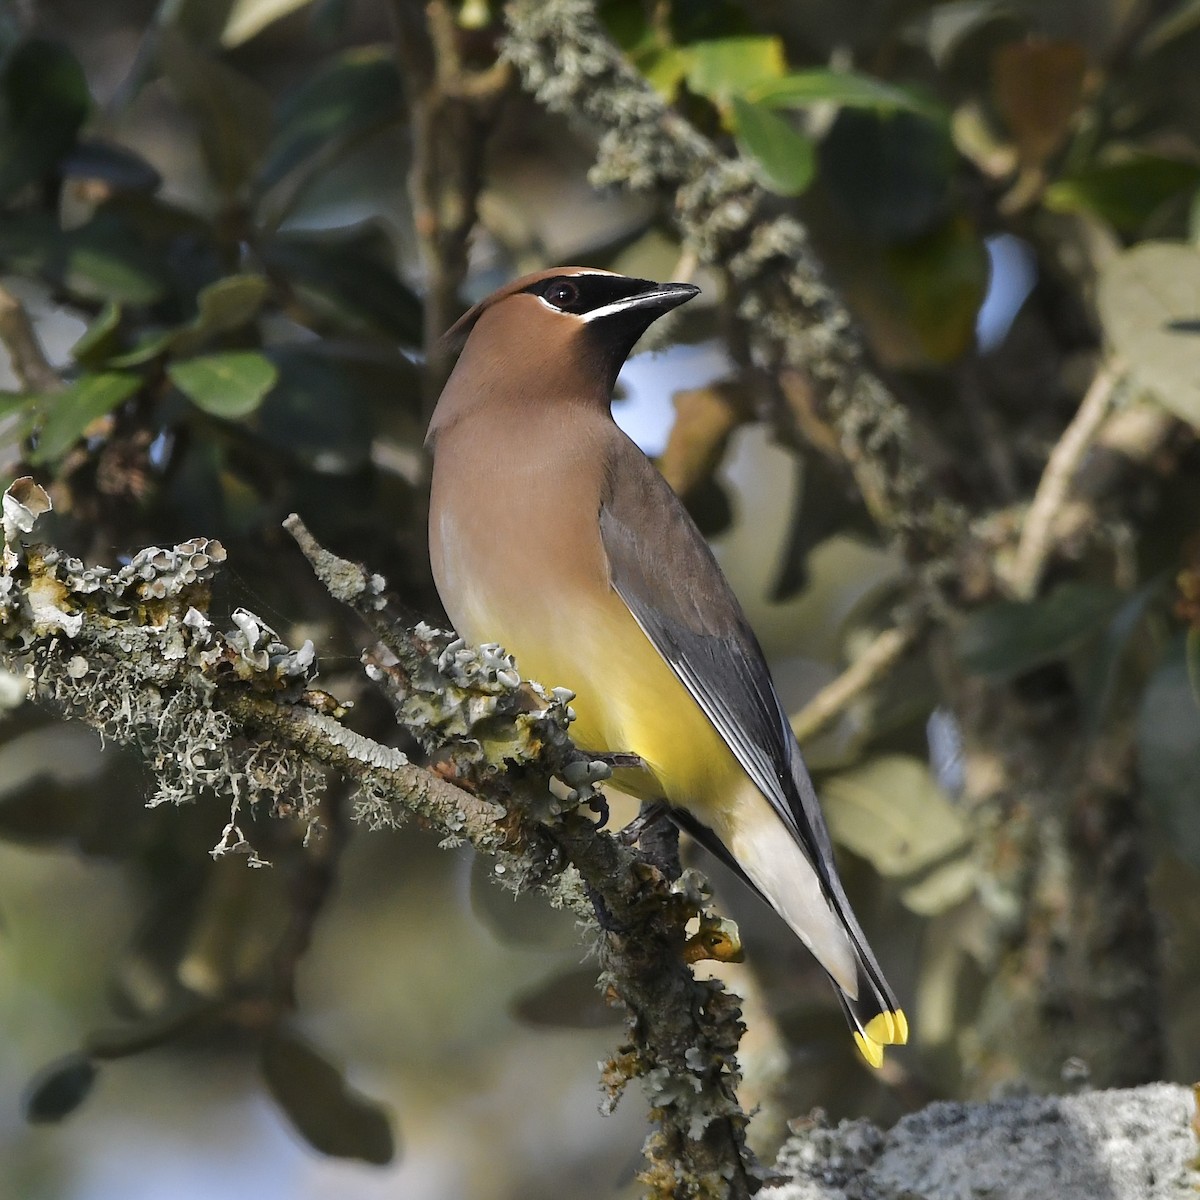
(791, 622, 921, 746)
(0, 283, 60, 393)
(1005, 358, 1125, 600)
(0, 479, 763, 1197)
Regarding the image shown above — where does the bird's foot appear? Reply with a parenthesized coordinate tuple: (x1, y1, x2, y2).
(617, 800, 670, 848)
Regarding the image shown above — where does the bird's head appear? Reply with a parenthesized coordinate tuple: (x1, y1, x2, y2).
(428, 268, 699, 438)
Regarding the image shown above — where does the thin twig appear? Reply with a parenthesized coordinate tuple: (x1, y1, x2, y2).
(1006, 359, 1124, 600)
(0, 284, 60, 393)
(791, 623, 920, 746)
(388, 0, 513, 417)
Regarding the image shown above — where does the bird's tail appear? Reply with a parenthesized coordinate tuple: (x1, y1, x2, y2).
(832, 942, 909, 1068)
(781, 751, 909, 1068)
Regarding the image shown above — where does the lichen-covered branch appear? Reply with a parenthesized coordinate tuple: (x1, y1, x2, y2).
(0, 479, 762, 1197)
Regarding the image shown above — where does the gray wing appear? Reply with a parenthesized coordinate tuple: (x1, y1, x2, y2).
(596, 433, 840, 882)
(598, 433, 903, 1030)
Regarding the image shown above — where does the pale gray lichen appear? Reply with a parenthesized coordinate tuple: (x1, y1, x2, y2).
(0, 479, 326, 859)
(378, 620, 610, 818)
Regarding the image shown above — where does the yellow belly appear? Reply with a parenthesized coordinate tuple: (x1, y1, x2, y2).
(454, 573, 744, 816)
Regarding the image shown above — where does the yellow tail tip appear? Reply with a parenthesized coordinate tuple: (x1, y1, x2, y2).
(855, 1009, 909, 1068)
(853, 1032, 885, 1068)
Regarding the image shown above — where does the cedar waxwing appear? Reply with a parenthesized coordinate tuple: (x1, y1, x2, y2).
(426, 267, 907, 1066)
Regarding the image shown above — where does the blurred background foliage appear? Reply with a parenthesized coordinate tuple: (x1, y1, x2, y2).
(0, 0, 1199, 1197)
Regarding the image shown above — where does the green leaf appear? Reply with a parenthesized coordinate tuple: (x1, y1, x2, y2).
(882, 215, 988, 363)
(257, 348, 375, 469)
(258, 46, 401, 191)
(0, 39, 90, 200)
(23, 1054, 98, 1123)
(221, 0, 318, 46)
(822, 755, 969, 875)
(1045, 155, 1200, 233)
(170, 273, 270, 356)
(107, 329, 178, 369)
(730, 96, 815, 195)
(157, 29, 271, 197)
(259, 231, 422, 343)
(685, 35, 786, 103)
(70, 301, 123, 368)
(749, 69, 943, 118)
(1137, 639, 1200, 869)
(168, 352, 277, 418)
(64, 209, 172, 304)
(1082, 577, 1168, 734)
(819, 108, 956, 242)
(260, 1028, 395, 1164)
(637, 44, 695, 99)
(955, 582, 1122, 680)
(1098, 241, 1200, 428)
(31, 373, 141, 464)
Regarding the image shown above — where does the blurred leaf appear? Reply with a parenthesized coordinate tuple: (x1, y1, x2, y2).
(1045, 155, 1200, 233)
(822, 754, 970, 881)
(31, 372, 141, 464)
(60, 139, 161, 193)
(222, 0, 317, 46)
(511, 966, 621, 1029)
(819, 108, 955, 242)
(160, 0, 241, 45)
(258, 348, 373, 470)
(882, 215, 988, 362)
(730, 97, 815, 195)
(638, 44, 695, 98)
(260, 1027, 395, 1164)
(1098, 242, 1200, 428)
(171, 273, 270, 356)
(657, 383, 741, 498)
(169, 352, 277, 419)
(899, 858, 976, 917)
(22, 1054, 97, 1124)
(955, 582, 1121, 679)
(1137, 639, 1200, 869)
(924, 0, 1018, 68)
(259, 46, 401, 191)
(600, 0, 651, 51)
(1082, 577, 1168, 734)
(70, 301, 123, 367)
(260, 230, 422, 343)
(670, 0, 752, 44)
(65, 209, 173, 304)
(685, 36, 785, 103)
(991, 38, 1087, 166)
(1188, 627, 1200, 710)
(749, 69, 943, 118)
(0, 38, 90, 200)
(108, 329, 178, 369)
(158, 29, 271, 197)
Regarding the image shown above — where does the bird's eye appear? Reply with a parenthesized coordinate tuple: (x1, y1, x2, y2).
(545, 280, 580, 309)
